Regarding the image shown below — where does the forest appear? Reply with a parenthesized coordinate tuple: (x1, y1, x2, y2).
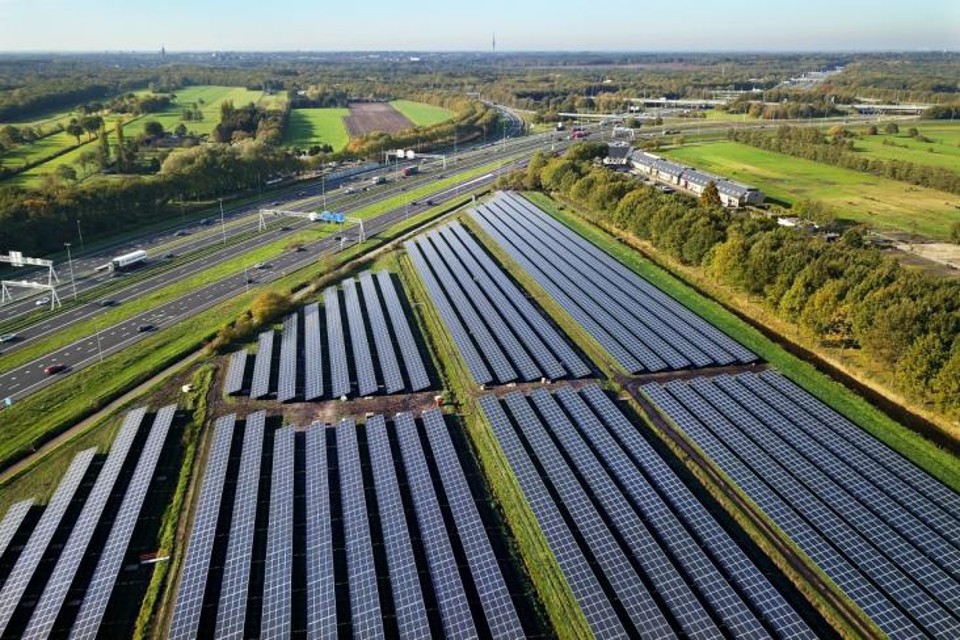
(497, 144, 960, 421)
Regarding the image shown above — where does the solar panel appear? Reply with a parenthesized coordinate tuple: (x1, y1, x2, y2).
(575, 385, 815, 640)
(375, 271, 430, 392)
(414, 235, 517, 383)
(427, 229, 541, 381)
(643, 381, 921, 639)
(168, 415, 236, 640)
(713, 374, 960, 602)
(535, 387, 770, 638)
(20, 407, 146, 640)
(404, 240, 492, 385)
(499, 192, 756, 364)
(260, 426, 295, 639)
(335, 419, 384, 637)
(476, 395, 627, 639)
(67, 406, 175, 640)
(446, 223, 588, 379)
(250, 329, 275, 399)
(420, 409, 525, 639)
(393, 412, 477, 638)
(305, 423, 336, 640)
(359, 272, 405, 394)
(469, 212, 641, 373)
(682, 376, 960, 634)
(0, 499, 33, 560)
(365, 415, 430, 639)
(325, 286, 351, 398)
(277, 313, 299, 402)
(0, 448, 95, 636)
(342, 279, 378, 396)
(224, 350, 248, 395)
(749, 372, 960, 551)
(303, 303, 324, 401)
(501, 391, 677, 637)
(214, 411, 266, 639)
(759, 370, 960, 524)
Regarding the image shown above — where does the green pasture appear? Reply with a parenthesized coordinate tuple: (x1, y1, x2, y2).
(282, 108, 351, 151)
(389, 99, 454, 127)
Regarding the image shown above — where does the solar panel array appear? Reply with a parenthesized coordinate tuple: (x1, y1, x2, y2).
(478, 385, 819, 639)
(215, 411, 265, 639)
(229, 274, 429, 402)
(250, 329, 275, 399)
(0, 499, 33, 559)
(21, 406, 145, 640)
(0, 448, 95, 636)
(224, 349, 248, 395)
(469, 191, 756, 373)
(169, 414, 237, 640)
(261, 425, 295, 639)
(342, 279, 378, 396)
(68, 405, 176, 640)
(166, 410, 536, 638)
(643, 372, 960, 639)
(277, 313, 299, 402)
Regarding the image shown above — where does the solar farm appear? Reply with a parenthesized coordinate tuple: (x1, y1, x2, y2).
(223, 270, 432, 402)
(4, 189, 959, 639)
(0, 406, 177, 639)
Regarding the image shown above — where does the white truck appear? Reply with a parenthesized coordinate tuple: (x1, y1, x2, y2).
(110, 249, 148, 271)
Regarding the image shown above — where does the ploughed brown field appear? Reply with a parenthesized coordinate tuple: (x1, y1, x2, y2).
(343, 102, 415, 137)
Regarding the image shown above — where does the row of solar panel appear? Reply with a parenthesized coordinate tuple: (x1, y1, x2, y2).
(469, 191, 757, 373)
(224, 270, 430, 401)
(642, 371, 960, 639)
(477, 384, 817, 640)
(169, 410, 528, 639)
(405, 222, 590, 386)
(0, 406, 175, 640)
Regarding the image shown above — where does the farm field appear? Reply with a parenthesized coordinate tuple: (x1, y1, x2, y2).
(389, 99, 454, 127)
(664, 141, 960, 239)
(343, 101, 413, 137)
(847, 123, 960, 172)
(128, 85, 280, 137)
(282, 107, 351, 151)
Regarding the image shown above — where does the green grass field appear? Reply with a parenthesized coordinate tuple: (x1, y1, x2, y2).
(282, 108, 351, 151)
(664, 141, 960, 239)
(130, 85, 277, 137)
(848, 123, 960, 172)
(389, 100, 454, 127)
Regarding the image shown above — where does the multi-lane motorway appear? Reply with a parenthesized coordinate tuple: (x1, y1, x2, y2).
(0, 127, 560, 401)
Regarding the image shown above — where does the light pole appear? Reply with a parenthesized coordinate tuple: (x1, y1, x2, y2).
(64, 242, 78, 300)
(322, 173, 327, 210)
(219, 198, 227, 246)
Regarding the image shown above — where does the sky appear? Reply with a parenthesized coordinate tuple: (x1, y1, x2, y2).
(0, 0, 957, 52)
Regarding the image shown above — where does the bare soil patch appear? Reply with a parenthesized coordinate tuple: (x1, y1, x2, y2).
(343, 102, 414, 137)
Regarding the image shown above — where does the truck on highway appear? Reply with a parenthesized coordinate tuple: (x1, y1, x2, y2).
(110, 249, 148, 271)
(371, 175, 386, 185)
(401, 166, 419, 177)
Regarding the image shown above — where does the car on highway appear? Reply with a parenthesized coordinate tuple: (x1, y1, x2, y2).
(269, 200, 280, 207)
(99, 299, 117, 307)
(35, 296, 51, 306)
(344, 187, 357, 194)
(174, 230, 189, 237)
(137, 324, 155, 332)
(164, 252, 176, 259)
(199, 218, 211, 226)
(298, 190, 307, 197)
(280, 225, 292, 231)
(0, 333, 17, 343)
(44, 364, 66, 375)
(254, 262, 271, 270)
(425, 199, 435, 206)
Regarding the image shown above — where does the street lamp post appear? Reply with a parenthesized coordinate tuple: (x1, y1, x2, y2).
(219, 198, 227, 246)
(64, 242, 78, 300)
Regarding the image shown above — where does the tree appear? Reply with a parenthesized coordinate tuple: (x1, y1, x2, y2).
(81, 115, 103, 140)
(143, 120, 165, 138)
(883, 122, 899, 135)
(97, 125, 111, 169)
(66, 119, 84, 144)
(114, 120, 127, 171)
(907, 127, 920, 138)
(950, 220, 960, 245)
(865, 125, 878, 135)
(174, 123, 188, 137)
(699, 181, 722, 207)
(77, 149, 97, 176)
(55, 164, 77, 183)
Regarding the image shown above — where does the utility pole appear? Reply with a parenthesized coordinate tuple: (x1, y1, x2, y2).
(64, 242, 77, 300)
(219, 198, 227, 246)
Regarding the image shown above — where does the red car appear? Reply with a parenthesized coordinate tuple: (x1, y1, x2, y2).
(44, 364, 66, 375)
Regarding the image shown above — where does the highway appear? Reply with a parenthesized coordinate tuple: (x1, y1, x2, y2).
(0, 135, 558, 401)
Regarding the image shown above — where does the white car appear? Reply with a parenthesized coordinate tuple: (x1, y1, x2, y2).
(0, 333, 17, 343)
(35, 296, 51, 306)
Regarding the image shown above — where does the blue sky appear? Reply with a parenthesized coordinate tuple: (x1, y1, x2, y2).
(1, 0, 957, 51)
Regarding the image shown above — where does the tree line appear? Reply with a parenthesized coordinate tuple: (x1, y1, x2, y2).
(497, 144, 960, 421)
(729, 125, 960, 196)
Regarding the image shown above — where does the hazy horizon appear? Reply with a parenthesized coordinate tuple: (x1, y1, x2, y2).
(1, 0, 957, 53)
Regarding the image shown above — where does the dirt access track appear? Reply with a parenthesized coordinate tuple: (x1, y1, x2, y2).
(344, 102, 415, 137)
